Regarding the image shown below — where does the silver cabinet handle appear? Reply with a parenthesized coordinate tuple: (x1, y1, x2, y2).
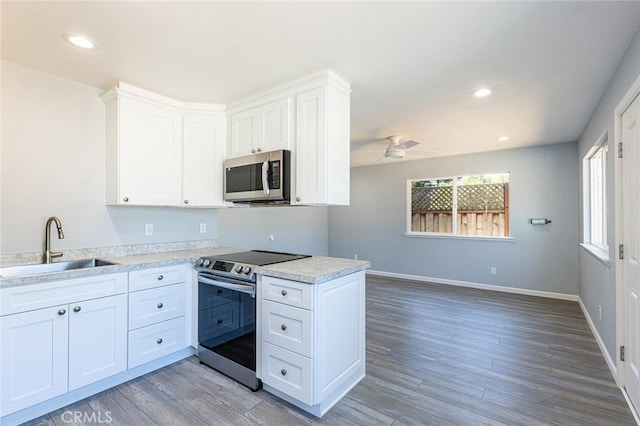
(157, 338, 163, 344)
(157, 275, 164, 281)
(281, 289, 287, 296)
(58, 309, 66, 316)
(73, 306, 81, 313)
(123, 197, 129, 202)
(184, 200, 189, 205)
(251, 148, 256, 153)
(157, 303, 163, 309)
(296, 196, 301, 202)
(257, 147, 262, 152)
(281, 369, 287, 376)
(281, 324, 287, 331)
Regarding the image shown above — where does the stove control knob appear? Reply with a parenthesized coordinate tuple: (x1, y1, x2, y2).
(234, 265, 244, 273)
(196, 259, 204, 266)
(203, 259, 211, 267)
(242, 266, 252, 274)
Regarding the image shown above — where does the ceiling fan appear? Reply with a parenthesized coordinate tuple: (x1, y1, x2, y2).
(351, 135, 438, 165)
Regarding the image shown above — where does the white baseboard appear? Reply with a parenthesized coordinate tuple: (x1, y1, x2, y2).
(577, 297, 618, 382)
(366, 269, 579, 301)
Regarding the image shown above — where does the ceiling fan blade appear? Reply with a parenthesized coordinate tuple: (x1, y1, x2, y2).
(397, 140, 420, 150)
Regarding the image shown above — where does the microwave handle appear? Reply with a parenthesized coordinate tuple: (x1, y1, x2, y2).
(262, 158, 270, 195)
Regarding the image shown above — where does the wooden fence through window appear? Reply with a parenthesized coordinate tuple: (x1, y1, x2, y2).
(411, 183, 509, 236)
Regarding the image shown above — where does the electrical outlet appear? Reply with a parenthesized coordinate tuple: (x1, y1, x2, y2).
(144, 224, 153, 236)
(199, 223, 207, 234)
(490, 267, 497, 275)
(598, 305, 602, 320)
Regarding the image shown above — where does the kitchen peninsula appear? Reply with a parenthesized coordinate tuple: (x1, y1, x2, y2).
(0, 243, 369, 425)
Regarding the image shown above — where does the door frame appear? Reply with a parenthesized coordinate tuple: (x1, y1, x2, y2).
(615, 72, 640, 388)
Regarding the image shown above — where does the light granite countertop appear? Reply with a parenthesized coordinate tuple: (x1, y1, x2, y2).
(0, 247, 370, 288)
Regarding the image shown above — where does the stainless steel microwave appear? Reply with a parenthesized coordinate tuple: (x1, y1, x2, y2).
(223, 149, 290, 203)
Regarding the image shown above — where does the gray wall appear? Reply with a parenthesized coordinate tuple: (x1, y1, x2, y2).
(329, 142, 579, 295)
(578, 28, 640, 361)
(217, 206, 328, 255)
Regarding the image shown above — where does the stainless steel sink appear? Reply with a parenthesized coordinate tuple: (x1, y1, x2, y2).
(0, 258, 118, 278)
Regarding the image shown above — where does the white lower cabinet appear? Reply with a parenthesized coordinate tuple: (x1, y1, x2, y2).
(0, 273, 128, 417)
(258, 271, 366, 417)
(127, 265, 189, 368)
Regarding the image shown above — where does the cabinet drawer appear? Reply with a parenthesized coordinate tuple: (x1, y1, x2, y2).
(128, 317, 187, 368)
(129, 265, 186, 291)
(262, 276, 313, 310)
(1, 273, 127, 316)
(129, 283, 186, 330)
(262, 342, 312, 405)
(262, 300, 312, 357)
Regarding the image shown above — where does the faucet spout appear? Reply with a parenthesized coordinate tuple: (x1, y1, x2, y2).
(44, 216, 65, 264)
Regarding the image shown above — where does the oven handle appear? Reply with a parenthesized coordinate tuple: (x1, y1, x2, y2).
(198, 275, 256, 297)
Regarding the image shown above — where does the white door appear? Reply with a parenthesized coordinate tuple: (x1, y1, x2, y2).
(0, 305, 69, 416)
(230, 109, 255, 157)
(623, 92, 640, 411)
(183, 112, 227, 207)
(119, 96, 183, 205)
(68, 294, 127, 391)
(259, 98, 291, 153)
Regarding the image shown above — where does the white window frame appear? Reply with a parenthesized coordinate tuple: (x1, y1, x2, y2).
(581, 129, 609, 264)
(405, 173, 512, 241)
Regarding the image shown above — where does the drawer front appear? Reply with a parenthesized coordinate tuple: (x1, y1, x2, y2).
(262, 300, 312, 357)
(129, 265, 186, 292)
(262, 276, 313, 310)
(1, 273, 127, 315)
(198, 302, 240, 343)
(262, 342, 312, 405)
(128, 316, 187, 368)
(129, 283, 186, 330)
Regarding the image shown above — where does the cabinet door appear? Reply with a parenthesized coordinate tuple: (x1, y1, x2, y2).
(295, 87, 328, 205)
(230, 109, 256, 157)
(259, 98, 291, 153)
(119, 97, 183, 205)
(68, 294, 127, 391)
(0, 306, 69, 416)
(183, 112, 227, 207)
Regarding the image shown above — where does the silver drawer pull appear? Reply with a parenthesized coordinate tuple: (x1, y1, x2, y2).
(58, 309, 66, 316)
(73, 306, 81, 313)
(157, 275, 164, 281)
(157, 338, 163, 344)
(281, 324, 287, 331)
(123, 197, 129, 202)
(281, 369, 287, 376)
(217, 319, 223, 324)
(157, 303, 163, 309)
(281, 289, 287, 296)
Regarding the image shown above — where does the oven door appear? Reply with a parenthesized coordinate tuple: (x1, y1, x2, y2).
(197, 273, 259, 389)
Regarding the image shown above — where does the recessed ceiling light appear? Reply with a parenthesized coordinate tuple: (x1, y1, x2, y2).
(473, 88, 492, 98)
(497, 136, 510, 142)
(62, 33, 95, 49)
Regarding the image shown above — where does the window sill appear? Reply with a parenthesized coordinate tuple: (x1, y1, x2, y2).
(404, 232, 515, 242)
(580, 243, 610, 267)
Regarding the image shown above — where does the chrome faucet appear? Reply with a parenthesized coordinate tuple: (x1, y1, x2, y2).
(44, 216, 65, 264)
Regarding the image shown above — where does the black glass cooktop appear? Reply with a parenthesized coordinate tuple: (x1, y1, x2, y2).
(213, 250, 310, 266)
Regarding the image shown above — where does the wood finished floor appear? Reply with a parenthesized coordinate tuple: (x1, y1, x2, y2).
(25, 276, 635, 426)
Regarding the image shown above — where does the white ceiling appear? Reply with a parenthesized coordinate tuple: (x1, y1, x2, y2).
(2, 1, 639, 167)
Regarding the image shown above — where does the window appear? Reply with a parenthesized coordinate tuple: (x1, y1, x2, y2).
(408, 173, 510, 238)
(584, 132, 608, 252)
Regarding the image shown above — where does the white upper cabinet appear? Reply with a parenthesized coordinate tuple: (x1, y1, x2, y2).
(102, 83, 227, 207)
(293, 82, 350, 206)
(183, 111, 227, 207)
(228, 71, 351, 206)
(230, 97, 291, 157)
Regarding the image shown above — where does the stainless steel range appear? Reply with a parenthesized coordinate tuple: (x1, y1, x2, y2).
(194, 250, 310, 390)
